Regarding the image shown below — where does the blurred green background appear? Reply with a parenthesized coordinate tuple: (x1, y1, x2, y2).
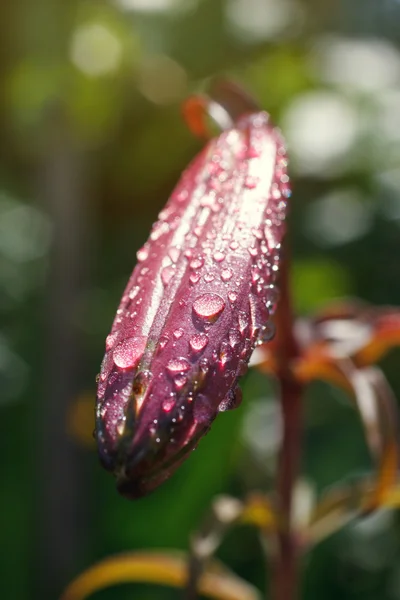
(2, 0, 400, 598)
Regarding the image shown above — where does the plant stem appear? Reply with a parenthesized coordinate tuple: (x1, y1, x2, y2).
(271, 257, 303, 600)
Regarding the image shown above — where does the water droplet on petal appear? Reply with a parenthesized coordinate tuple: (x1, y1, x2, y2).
(219, 341, 232, 365)
(228, 292, 237, 303)
(266, 285, 280, 314)
(248, 246, 258, 257)
(174, 374, 187, 390)
(190, 257, 204, 270)
(251, 228, 263, 240)
(190, 272, 201, 284)
(166, 357, 190, 374)
(199, 357, 209, 373)
(116, 416, 127, 436)
(230, 241, 239, 250)
(189, 332, 209, 352)
(161, 265, 175, 286)
(193, 293, 225, 322)
(105, 332, 118, 351)
(204, 272, 215, 283)
(162, 395, 176, 412)
(129, 286, 140, 300)
(136, 245, 149, 262)
(158, 335, 169, 351)
(113, 336, 146, 369)
(218, 386, 243, 412)
(213, 251, 225, 262)
(173, 328, 184, 340)
(257, 321, 276, 345)
(176, 190, 188, 203)
(169, 247, 180, 262)
(228, 328, 241, 348)
(238, 311, 249, 333)
(221, 268, 233, 282)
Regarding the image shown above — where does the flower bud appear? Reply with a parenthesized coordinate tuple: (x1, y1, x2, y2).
(96, 111, 290, 498)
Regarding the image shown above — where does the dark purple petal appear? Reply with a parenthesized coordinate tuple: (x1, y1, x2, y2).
(96, 111, 290, 498)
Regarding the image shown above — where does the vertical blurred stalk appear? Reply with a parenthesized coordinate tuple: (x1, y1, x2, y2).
(271, 258, 303, 600)
(36, 104, 90, 598)
(17, 0, 92, 596)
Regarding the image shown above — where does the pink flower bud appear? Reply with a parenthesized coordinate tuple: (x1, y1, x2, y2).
(96, 110, 290, 498)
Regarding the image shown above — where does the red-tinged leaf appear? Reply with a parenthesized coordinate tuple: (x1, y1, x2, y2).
(354, 310, 400, 367)
(96, 108, 290, 498)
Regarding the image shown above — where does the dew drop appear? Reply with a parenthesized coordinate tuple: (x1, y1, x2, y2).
(218, 386, 243, 412)
(161, 265, 175, 286)
(162, 395, 176, 413)
(248, 246, 258, 257)
(189, 332, 209, 352)
(213, 251, 225, 262)
(204, 272, 215, 283)
(136, 245, 149, 262)
(221, 268, 233, 282)
(219, 341, 232, 365)
(230, 241, 239, 250)
(251, 228, 263, 240)
(190, 272, 201, 284)
(116, 416, 127, 436)
(166, 357, 190, 373)
(190, 257, 204, 270)
(228, 328, 241, 348)
(199, 357, 209, 373)
(113, 336, 146, 369)
(176, 189, 188, 203)
(238, 311, 249, 333)
(228, 292, 237, 303)
(95, 373, 100, 383)
(105, 332, 118, 351)
(158, 335, 169, 352)
(169, 247, 180, 262)
(193, 293, 225, 322)
(129, 286, 140, 300)
(184, 249, 193, 259)
(257, 321, 276, 345)
(266, 285, 280, 314)
(173, 328, 184, 340)
(174, 374, 188, 390)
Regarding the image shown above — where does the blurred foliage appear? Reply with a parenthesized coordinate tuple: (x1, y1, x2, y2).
(2, 0, 400, 599)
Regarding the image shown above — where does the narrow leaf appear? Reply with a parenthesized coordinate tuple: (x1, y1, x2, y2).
(60, 551, 261, 600)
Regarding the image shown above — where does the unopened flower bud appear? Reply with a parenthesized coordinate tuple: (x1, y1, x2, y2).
(96, 109, 290, 498)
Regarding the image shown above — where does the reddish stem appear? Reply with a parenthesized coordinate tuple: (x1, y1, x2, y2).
(271, 256, 303, 600)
